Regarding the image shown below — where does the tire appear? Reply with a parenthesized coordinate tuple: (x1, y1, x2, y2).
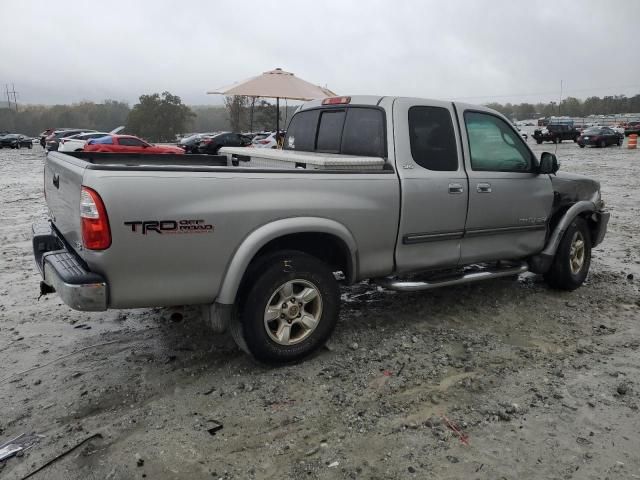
(599, 140, 606, 148)
(536, 139, 543, 145)
(544, 217, 592, 291)
(28, 144, 32, 149)
(232, 250, 340, 363)
(616, 139, 621, 146)
(579, 144, 585, 148)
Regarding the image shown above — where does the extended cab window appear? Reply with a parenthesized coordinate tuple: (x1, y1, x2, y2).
(285, 107, 385, 157)
(464, 112, 533, 172)
(408, 106, 458, 171)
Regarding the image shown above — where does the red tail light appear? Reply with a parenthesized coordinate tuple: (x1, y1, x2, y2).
(322, 96, 351, 105)
(80, 186, 111, 250)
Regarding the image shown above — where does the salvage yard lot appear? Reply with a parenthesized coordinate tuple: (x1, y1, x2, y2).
(1, 143, 639, 479)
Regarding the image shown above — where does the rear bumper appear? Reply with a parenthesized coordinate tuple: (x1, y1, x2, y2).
(32, 222, 108, 311)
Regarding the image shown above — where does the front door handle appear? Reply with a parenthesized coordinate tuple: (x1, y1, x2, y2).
(448, 183, 464, 194)
(477, 182, 492, 193)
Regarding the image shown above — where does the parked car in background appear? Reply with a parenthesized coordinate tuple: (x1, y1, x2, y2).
(198, 132, 252, 154)
(58, 127, 126, 152)
(610, 125, 625, 136)
(532, 124, 580, 144)
(84, 135, 185, 154)
(625, 122, 640, 136)
(178, 133, 217, 153)
(251, 131, 278, 148)
(0, 133, 33, 149)
(577, 127, 623, 148)
(46, 129, 96, 151)
(58, 126, 124, 152)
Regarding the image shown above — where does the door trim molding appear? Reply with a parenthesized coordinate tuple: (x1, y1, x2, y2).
(464, 224, 546, 237)
(403, 231, 464, 244)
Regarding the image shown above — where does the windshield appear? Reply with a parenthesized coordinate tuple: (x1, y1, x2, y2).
(583, 128, 602, 134)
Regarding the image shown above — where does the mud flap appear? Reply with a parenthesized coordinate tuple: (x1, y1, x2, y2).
(201, 302, 233, 334)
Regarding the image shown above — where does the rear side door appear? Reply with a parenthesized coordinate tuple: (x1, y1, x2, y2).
(456, 107, 553, 263)
(393, 98, 469, 273)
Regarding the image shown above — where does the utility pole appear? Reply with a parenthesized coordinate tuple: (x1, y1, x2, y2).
(4, 84, 10, 110)
(9, 83, 18, 112)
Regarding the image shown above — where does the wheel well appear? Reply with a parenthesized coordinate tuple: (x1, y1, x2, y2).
(232, 232, 353, 308)
(549, 207, 598, 243)
(254, 232, 351, 279)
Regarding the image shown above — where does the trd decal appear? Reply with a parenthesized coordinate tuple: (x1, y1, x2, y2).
(124, 219, 214, 235)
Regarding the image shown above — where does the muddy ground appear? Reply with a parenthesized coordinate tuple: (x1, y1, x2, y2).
(1, 140, 639, 480)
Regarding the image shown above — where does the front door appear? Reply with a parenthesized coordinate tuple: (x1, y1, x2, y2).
(456, 108, 553, 263)
(394, 98, 469, 273)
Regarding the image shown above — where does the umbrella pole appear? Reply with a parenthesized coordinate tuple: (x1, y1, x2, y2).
(276, 97, 280, 147)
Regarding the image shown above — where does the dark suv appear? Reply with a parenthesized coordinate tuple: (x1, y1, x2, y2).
(197, 132, 252, 154)
(532, 124, 581, 144)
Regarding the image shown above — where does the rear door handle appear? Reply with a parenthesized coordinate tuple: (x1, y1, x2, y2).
(477, 182, 492, 193)
(448, 183, 464, 194)
(52, 174, 60, 189)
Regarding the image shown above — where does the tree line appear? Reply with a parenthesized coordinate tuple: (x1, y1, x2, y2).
(486, 93, 640, 120)
(0, 92, 297, 141)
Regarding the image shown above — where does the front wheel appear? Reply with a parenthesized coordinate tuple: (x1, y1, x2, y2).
(579, 144, 585, 148)
(544, 217, 592, 291)
(599, 140, 606, 148)
(536, 139, 543, 144)
(231, 251, 340, 363)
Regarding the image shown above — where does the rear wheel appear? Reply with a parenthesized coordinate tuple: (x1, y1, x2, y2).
(579, 144, 585, 148)
(231, 251, 340, 363)
(544, 217, 591, 291)
(599, 140, 606, 148)
(536, 139, 543, 144)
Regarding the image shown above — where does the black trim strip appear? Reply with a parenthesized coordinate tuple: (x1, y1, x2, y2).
(403, 231, 464, 244)
(464, 224, 546, 237)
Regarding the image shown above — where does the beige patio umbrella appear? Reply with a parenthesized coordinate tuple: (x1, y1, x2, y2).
(207, 68, 336, 135)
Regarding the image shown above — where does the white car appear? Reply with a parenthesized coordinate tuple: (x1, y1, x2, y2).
(251, 132, 278, 149)
(58, 127, 125, 152)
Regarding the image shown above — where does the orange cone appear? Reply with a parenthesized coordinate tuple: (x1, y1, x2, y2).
(629, 134, 638, 149)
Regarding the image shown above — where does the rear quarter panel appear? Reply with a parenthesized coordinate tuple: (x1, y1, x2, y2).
(80, 169, 400, 308)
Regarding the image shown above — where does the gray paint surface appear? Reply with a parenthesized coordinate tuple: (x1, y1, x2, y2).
(43, 96, 605, 310)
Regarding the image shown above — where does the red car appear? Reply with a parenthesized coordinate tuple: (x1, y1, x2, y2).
(84, 135, 184, 154)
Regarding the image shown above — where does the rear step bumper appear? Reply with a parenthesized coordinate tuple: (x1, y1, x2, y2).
(375, 262, 528, 292)
(32, 222, 107, 311)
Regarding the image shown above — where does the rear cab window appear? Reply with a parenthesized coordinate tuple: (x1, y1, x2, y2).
(285, 106, 386, 157)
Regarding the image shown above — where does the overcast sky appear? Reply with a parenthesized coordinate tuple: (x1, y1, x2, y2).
(1, 0, 638, 106)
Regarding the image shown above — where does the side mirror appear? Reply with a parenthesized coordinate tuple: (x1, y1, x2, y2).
(539, 152, 559, 175)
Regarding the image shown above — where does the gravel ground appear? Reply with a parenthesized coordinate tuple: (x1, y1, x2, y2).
(1, 140, 639, 480)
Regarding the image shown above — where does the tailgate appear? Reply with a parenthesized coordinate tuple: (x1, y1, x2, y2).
(44, 152, 87, 250)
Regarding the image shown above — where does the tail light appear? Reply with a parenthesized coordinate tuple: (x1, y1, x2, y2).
(80, 186, 111, 250)
(322, 96, 351, 105)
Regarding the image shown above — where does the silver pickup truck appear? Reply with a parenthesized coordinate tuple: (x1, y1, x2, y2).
(33, 95, 609, 363)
